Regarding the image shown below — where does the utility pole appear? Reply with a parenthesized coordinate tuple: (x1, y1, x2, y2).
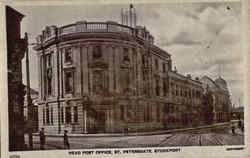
(25, 32, 33, 150)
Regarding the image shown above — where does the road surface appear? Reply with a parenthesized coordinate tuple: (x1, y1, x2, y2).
(25, 128, 244, 150)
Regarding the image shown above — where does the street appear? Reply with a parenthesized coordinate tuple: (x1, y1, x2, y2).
(25, 128, 244, 150)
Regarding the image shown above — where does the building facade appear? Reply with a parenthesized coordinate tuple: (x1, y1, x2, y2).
(23, 86, 39, 132)
(201, 76, 232, 123)
(34, 6, 231, 134)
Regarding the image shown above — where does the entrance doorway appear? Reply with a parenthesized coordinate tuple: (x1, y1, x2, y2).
(95, 111, 106, 133)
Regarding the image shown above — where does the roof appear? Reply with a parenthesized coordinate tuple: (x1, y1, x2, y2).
(6, 6, 25, 20)
(215, 76, 227, 86)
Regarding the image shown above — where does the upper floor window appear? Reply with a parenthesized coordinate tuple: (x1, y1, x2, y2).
(93, 71, 104, 95)
(65, 48, 73, 63)
(65, 107, 71, 124)
(46, 54, 52, 68)
(155, 59, 159, 70)
(123, 48, 130, 62)
(45, 53, 53, 96)
(142, 55, 145, 66)
(163, 79, 168, 96)
(65, 71, 74, 94)
(163, 63, 166, 73)
(93, 45, 102, 59)
(155, 77, 160, 96)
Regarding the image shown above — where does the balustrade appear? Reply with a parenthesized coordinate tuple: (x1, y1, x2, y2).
(38, 22, 151, 44)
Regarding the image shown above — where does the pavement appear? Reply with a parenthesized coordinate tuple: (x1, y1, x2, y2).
(24, 127, 244, 150)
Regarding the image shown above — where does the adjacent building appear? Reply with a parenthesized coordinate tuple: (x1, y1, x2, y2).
(33, 5, 231, 134)
(7, 6, 27, 151)
(201, 76, 232, 123)
(23, 86, 39, 132)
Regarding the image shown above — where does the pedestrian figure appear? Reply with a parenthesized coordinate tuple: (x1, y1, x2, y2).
(39, 128, 45, 150)
(64, 130, 70, 149)
(231, 123, 235, 135)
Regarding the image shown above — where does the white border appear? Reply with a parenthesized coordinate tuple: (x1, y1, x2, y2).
(0, 0, 249, 158)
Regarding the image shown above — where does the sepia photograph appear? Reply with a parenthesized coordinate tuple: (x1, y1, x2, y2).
(4, 0, 246, 156)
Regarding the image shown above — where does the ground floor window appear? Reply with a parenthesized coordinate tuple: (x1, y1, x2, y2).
(66, 107, 72, 124)
(51, 107, 54, 125)
(120, 105, 124, 121)
(61, 107, 64, 124)
(74, 106, 78, 123)
(42, 108, 45, 125)
(46, 107, 50, 124)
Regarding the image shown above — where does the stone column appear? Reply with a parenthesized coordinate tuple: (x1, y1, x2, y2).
(88, 46, 93, 96)
(82, 46, 89, 95)
(75, 46, 81, 96)
(114, 46, 121, 93)
(108, 46, 114, 93)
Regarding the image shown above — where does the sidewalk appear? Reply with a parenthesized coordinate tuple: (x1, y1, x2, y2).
(33, 122, 231, 138)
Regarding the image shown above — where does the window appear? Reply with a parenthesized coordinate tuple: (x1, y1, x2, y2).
(145, 105, 152, 122)
(74, 106, 78, 123)
(46, 107, 50, 124)
(51, 107, 53, 125)
(120, 105, 124, 121)
(93, 71, 104, 94)
(155, 59, 159, 70)
(163, 79, 167, 96)
(65, 48, 73, 63)
(157, 106, 160, 122)
(43, 108, 45, 125)
(61, 107, 64, 124)
(176, 85, 179, 96)
(155, 77, 160, 96)
(163, 63, 166, 73)
(65, 107, 71, 124)
(171, 83, 175, 95)
(46, 54, 52, 68)
(142, 55, 145, 66)
(46, 53, 53, 96)
(65, 71, 74, 94)
(93, 45, 102, 59)
(47, 69, 52, 96)
(123, 48, 130, 61)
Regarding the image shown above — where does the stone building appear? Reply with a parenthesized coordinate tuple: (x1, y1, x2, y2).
(7, 6, 27, 151)
(33, 5, 231, 134)
(23, 86, 39, 131)
(201, 76, 232, 123)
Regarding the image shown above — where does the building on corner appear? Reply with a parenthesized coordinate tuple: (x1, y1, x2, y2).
(33, 5, 231, 134)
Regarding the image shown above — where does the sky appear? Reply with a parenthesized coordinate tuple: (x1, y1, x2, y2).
(11, 2, 243, 106)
